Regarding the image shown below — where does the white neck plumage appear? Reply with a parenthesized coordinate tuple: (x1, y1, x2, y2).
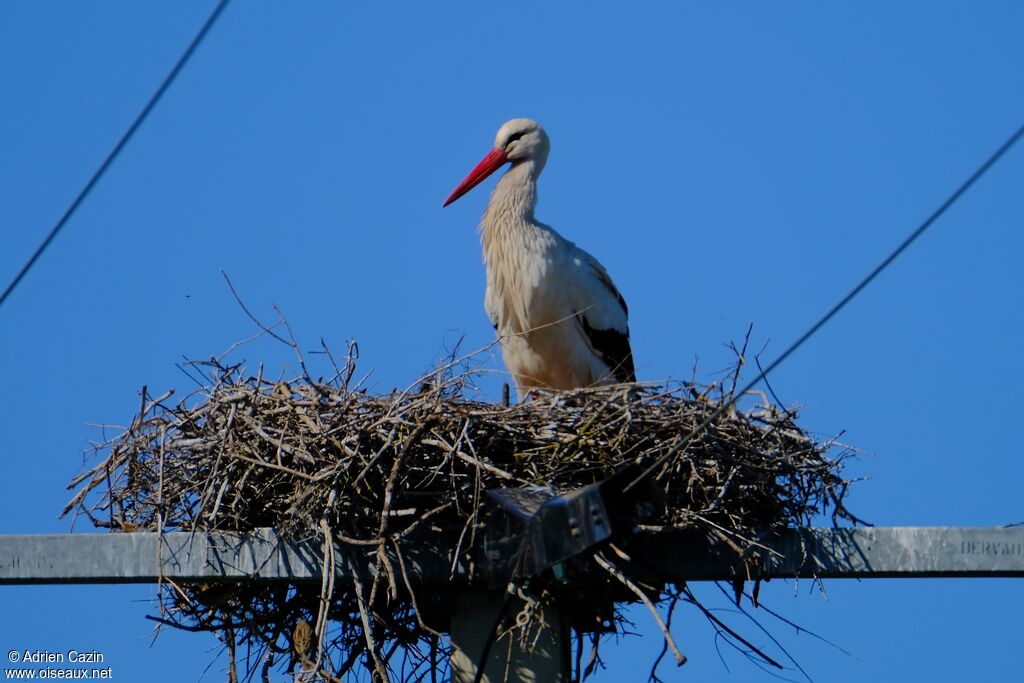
(480, 160, 539, 253)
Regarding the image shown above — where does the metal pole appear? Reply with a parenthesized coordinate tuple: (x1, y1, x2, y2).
(449, 589, 568, 683)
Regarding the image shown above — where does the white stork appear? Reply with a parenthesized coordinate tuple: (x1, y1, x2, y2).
(443, 118, 635, 399)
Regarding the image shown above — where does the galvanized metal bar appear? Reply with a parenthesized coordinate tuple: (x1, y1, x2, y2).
(783, 526, 1024, 578)
(0, 529, 324, 585)
(1, 527, 1022, 585)
(631, 526, 1024, 581)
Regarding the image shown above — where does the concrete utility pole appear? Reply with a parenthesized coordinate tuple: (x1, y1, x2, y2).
(449, 590, 568, 683)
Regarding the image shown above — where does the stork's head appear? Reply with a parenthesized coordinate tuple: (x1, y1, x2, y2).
(495, 118, 550, 166)
(443, 118, 550, 207)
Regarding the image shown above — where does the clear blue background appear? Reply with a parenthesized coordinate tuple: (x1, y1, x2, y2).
(1, 1, 1022, 681)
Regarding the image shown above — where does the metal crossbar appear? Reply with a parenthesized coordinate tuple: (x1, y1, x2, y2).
(2, 527, 1022, 585)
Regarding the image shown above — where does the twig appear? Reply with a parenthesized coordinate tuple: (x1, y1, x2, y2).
(594, 552, 686, 667)
(682, 585, 783, 670)
(221, 271, 291, 345)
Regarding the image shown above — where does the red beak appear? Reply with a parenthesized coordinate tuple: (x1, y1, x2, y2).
(443, 148, 509, 207)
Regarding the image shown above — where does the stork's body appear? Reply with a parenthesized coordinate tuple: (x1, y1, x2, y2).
(445, 119, 635, 399)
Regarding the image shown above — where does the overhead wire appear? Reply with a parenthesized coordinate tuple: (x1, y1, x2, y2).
(0, 0, 233, 311)
(628, 118, 1024, 491)
(3, 0, 1020, 495)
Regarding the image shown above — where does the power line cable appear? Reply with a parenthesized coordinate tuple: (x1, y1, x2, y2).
(629, 118, 1024, 491)
(0, 0, 233, 311)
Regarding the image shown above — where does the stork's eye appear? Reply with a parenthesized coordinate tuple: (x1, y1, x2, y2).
(505, 131, 527, 146)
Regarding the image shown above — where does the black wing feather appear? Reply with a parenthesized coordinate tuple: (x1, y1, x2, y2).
(573, 249, 636, 383)
(580, 314, 636, 383)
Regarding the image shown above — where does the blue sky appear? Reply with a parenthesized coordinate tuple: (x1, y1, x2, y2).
(1, 1, 1022, 681)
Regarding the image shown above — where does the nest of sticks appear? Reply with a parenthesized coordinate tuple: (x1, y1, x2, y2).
(65, 344, 857, 682)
